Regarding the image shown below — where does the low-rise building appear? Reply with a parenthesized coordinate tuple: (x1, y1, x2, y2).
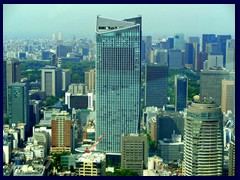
(76, 152, 106, 176)
(13, 164, 46, 176)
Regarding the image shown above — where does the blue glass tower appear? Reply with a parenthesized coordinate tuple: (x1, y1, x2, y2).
(95, 16, 141, 153)
(175, 75, 188, 112)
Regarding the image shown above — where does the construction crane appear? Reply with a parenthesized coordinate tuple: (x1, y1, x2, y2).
(84, 132, 104, 153)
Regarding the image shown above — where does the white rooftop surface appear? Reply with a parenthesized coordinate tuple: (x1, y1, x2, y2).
(77, 152, 105, 163)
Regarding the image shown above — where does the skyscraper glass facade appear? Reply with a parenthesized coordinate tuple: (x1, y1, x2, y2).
(175, 75, 188, 111)
(183, 99, 223, 176)
(95, 17, 141, 153)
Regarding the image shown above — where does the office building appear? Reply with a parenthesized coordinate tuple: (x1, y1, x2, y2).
(33, 130, 50, 153)
(51, 111, 72, 154)
(144, 106, 159, 132)
(18, 52, 26, 59)
(52, 33, 56, 41)
(183, 96, 223, 176)
(3, 141, 11, 164)
(200, 67, 229, 105)
(41, 66, 62, 97)
(29, 100, 41, 133)
(207, 54, 224, 68)
(8, 83, 30, 133)
(58, 32, 62, 40)
(202, 34, 216, 52)
(145, 64, 168, 108)
(42, 51, 52, 60)
(62, 69, 71, 91)
(150, 49, 155, 64)
(168, 49, 184, 69)
(157, 133, 184, 162)
(193, 42, 200, 71)
(155, 49, 168, 64)
(88, 92, 94, 110)
(76, 152, 106, 176)
(121, 134, 148, 176)
(188, 37, 199, 44)
(95, 16, 141, 153)
(7, 60, 22, 85)
(167, 38, 174, 49)
(85, 69, 95, 93)
(175, 75, 188, 112)
(217, 35, 231, 67)
(56, 45, 72, 57)
(5, 60, 21, 114)
(174, 33, 184, 50)
(225, 39, 235, 71)
(156, 111, 184, 140)
(206, 43, 219, 54)
(221, 80, 235, 114)
(68, 83, 86, 95)
(184, 43, 194, 67)
(196, 52, 208, 72)
(143, 36, 152, 63)
(69, 95, 88, 109)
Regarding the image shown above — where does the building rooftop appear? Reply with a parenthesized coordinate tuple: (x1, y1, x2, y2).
(76, 152, 105, 163)
(13, 164, 45, 176)
(96, 16, 135, 33)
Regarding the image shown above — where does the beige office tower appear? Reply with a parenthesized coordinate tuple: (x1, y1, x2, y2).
(85, 69, 95, 93)
(62, 69, 71, 91)
(200, 66, 229, 106)
(228, 135, 235, 176)
(121, 134, 148, 176)
(76, 152, 106, 176)
(183, 96, 223, 176)
(41, 66, 62, 97)
(221, 80, 235, 114)
(52, 33, 56, 41)
(58, 32, 62, 40)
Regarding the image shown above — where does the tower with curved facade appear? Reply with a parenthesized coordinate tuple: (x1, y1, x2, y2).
(95, 16, 141, 153)
(183, 96, 223, 176)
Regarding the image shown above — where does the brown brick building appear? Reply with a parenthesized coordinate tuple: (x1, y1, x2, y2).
(51, 111, 72, 154)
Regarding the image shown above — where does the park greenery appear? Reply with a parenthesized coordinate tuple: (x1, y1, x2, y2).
(51, 152, 70, 173)
(21, 60, 199, 106)
(20, 60, 95, 83)
(167, 68, 200, 104)
(142, 129, 157, 154)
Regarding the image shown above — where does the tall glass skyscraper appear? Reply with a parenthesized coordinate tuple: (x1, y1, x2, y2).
(145, 63, 168, 108)
(8, 82, 30, 133)
(175, 75, 188, 112)
(95, 16, 141, 153)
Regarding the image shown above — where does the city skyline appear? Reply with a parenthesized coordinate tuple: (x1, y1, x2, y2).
(3, 5, 235, 175)
(3, 4, 235, 39)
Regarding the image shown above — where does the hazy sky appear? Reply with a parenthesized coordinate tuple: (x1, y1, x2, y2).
(3, 4, 235, 39)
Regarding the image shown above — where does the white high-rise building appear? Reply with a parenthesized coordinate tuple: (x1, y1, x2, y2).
(174, 33, 185, 50)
